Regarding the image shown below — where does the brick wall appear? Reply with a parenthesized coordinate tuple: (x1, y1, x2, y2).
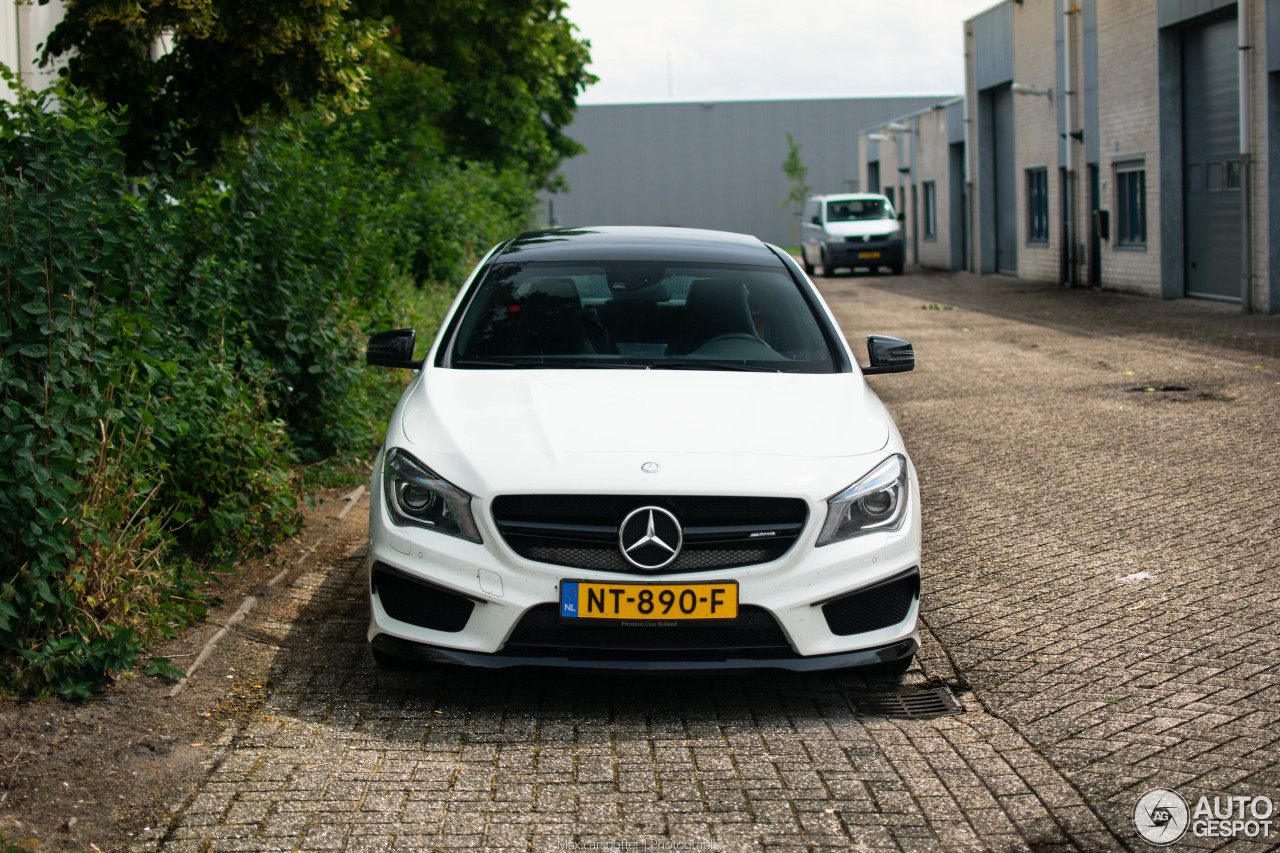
(1013, 0, 1062, 284)
(1095, 0, 1162, 297)
(915, 109, 954, 270)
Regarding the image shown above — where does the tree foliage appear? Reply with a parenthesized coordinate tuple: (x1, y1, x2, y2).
(348, 0, 596, 189)
(781, 133, 811, 211)
(39, 0, 386, 170)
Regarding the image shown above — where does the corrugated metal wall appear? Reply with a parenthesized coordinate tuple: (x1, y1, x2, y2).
(541, 96, 950, 247)
(973, 2, 1014, 91)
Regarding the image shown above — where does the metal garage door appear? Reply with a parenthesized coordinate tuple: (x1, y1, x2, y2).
(1183, 12, 1241, 301)
(992, 85, 1018, 275)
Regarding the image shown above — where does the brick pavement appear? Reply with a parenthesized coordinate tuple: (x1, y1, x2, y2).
(834, 271, 1280, 851)
(136, 271, 1279, 852)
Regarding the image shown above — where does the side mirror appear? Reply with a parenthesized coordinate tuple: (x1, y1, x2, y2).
(810, 215, 821, 225)
(367, 329, 423, 369)
(861, 335, 914, 375)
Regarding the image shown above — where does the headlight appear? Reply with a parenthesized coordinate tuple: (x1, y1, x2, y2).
(816, 454, 908, 546)
(382, 448, 482, 543)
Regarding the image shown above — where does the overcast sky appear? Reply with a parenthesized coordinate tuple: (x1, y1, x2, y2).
(566, 0, 1001, 104)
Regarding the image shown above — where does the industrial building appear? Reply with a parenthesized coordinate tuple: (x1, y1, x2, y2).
(858, 98, 969, 273)
(862, 0, 1278, 313)
(540, 96, 952, 248)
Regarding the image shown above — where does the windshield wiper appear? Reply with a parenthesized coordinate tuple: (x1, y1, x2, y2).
(452, 357, 648, 370)
(654, 360, 782, 373)
(452, 357, 520, 368)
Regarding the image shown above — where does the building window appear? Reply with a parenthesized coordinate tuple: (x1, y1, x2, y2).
(922, 181, 937, 240)
(1026, 168, 1049, 243)
(1115, 164, 1146, 247)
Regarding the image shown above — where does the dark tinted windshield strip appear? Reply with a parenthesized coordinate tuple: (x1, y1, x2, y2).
(444, 256, 839, 373)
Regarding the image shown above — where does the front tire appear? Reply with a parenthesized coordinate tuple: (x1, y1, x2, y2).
(802, 253, 815, 277)
(822, 251, 838, 277)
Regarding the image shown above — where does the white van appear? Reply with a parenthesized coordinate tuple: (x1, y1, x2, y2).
(799, 193, 905, 277)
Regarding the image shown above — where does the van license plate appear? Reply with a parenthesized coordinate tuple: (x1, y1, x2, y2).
(858, 251, 882, 259)
(560, 581, 738, 622)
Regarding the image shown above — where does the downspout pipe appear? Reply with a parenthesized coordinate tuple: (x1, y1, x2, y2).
(964, 25, 975, 272)
(1063, 3, 1077, 287)
(1239, 0, 1253, 313)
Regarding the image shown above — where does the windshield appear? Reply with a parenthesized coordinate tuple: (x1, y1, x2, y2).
(446, 260, 837, 373)
(826, 199, 895, 222)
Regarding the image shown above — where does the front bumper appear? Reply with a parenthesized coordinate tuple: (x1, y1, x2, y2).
(372, 632, 918, 672)
(366, 454, 923, 670)
(825, 238, 904, 267)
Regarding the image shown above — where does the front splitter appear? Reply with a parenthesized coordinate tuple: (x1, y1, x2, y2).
(371, 634, 918, 673)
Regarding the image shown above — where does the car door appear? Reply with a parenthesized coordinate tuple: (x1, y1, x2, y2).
(800, 199, 821, 260)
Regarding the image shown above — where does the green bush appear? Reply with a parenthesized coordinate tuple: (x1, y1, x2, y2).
(1, 63, 536, 697)
(0, 82, 301, 696)
(0, 82, 199, 697)
(320, 54, 538, 287)
(174, 117, 419, 459)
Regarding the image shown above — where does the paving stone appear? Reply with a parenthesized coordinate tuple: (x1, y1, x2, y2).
(148, 272, 1280, 851)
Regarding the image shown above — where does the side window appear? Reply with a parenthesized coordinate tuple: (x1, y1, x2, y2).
(803, 200, 819, 224)
(1115, 161, 1146, 247)
(1025, 168, 1049, 243)
(922, 182, 938, 240)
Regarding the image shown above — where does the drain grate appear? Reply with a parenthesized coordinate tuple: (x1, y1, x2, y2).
(851, 686, 964, 719)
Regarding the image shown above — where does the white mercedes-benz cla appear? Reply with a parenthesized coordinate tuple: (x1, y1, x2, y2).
(365, 226, 920, 675)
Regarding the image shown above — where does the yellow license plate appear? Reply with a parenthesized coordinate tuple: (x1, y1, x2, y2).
(858, 251, 881, 259)
(560, 581, 738, 621)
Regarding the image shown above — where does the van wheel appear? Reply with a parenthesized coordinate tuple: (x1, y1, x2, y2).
(802, 254, 815, 277)
(821, 251, 837, 276)
(890, 261, 905, 276)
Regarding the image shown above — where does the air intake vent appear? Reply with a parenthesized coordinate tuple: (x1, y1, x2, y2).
(502, 604, 793, 660)
(819, 568, 919, 636)
(371, 563, 475, 633)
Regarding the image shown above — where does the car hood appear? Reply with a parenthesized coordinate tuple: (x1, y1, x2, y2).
(396, 368, 893, 497)
(824, 220, 901, 239)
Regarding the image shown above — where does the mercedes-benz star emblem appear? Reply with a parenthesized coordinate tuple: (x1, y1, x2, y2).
(618, 506, 683, 570)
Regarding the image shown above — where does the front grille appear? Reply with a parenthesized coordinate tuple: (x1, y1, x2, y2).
(491, 495, 808, 574)
(502, 604, 794, 660)
(820, 568, 919, 636)
(371, 563, 475, 633)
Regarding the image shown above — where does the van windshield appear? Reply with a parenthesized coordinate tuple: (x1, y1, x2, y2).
(826, 199, 895, 222)
(447, 261, 837, 373)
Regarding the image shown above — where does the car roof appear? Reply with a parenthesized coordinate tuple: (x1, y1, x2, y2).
(497, 226, 782, 265)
